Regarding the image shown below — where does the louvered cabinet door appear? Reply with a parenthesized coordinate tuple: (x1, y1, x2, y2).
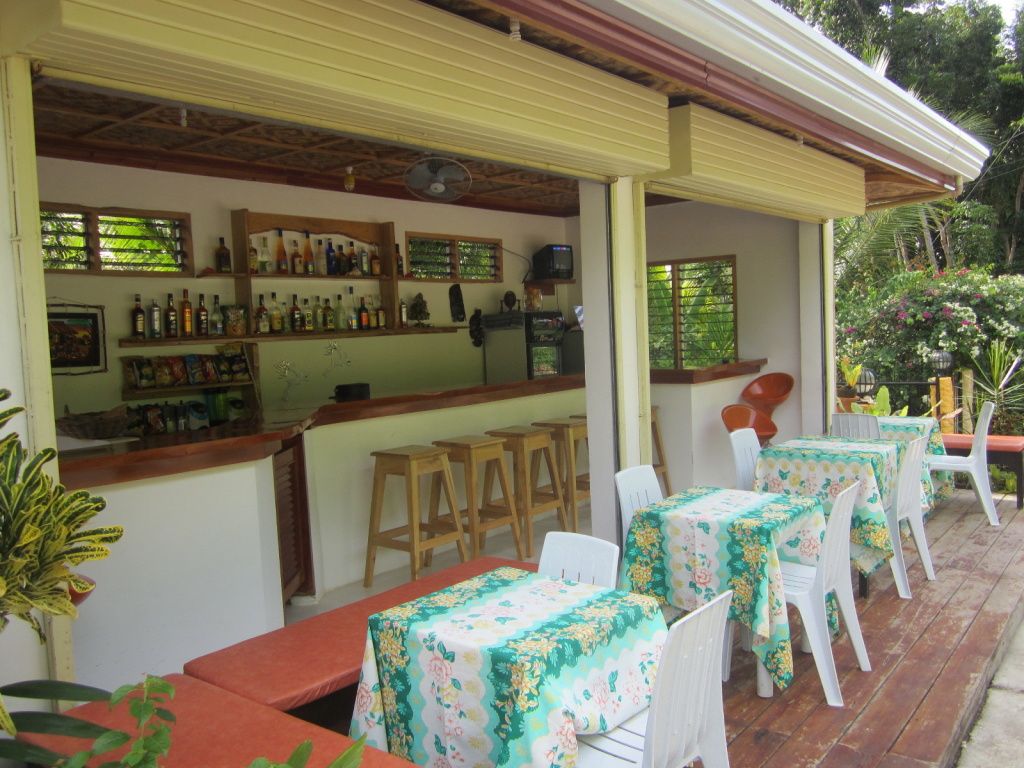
(273, 437, 314, 601)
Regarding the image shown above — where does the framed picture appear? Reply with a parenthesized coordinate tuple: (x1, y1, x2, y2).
(47, 303, 107, 374)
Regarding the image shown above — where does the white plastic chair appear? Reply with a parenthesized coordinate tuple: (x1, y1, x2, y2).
(885, 436, 933, 599)
(577, 590, 733, 768)
(928, 400, 1000, 526)
(780, 482, 870, 708)
(729, 427, 761, 491)
(830, 413, 881, 440)
(538, 531, 620, 589)
(614, 465, 664, 544)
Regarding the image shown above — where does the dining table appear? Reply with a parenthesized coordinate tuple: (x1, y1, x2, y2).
(349, 565, 667, 768)
(619, 485, 827, 693)
(877, 414, 953, 507)
(754, 435, 900, 575)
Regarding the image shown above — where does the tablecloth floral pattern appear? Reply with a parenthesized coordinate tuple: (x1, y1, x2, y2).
(350, 566, 667, 768)
(619, 486, 826, 690)
(877, 415, 953, 507)
(755, 436, 900, 574)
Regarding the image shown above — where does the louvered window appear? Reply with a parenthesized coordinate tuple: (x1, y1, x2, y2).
(406, 233, 502, 282)
(41, 203, 193, 275)
(647, 256, 737, 370)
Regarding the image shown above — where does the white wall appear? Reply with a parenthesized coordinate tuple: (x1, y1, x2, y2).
(37, 158, 572, 414)
(645, 201, 805, 488)
(70, 460, 282, 689)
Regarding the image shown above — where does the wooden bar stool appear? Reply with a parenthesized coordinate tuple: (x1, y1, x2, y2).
(485, 425, 569, 558)
(429, 435, 524, 561)
(532, 417, 590, 532)
(651, 405, 672, 495)
(363, 445, 467, 587)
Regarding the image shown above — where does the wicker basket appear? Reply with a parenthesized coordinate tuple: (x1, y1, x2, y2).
(56, 405, 130, 440)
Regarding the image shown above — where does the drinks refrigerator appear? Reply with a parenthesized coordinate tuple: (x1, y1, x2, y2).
(482, 311, 564, 384)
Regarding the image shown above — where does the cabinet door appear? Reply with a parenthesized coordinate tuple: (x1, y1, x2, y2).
(273, 437, 314, 600)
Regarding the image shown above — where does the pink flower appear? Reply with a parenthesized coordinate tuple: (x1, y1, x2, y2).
(844, 326, 857, 334)
(922, 311, 933, 319)
(354, 682, 374, 716)
(896, 311, 908, 321)
(693, 567, 712, 587)
(942, 306, 954, 317)
(557, 719, 577, 751)
(958, 268, 970, 276)
(427, 653, 453, 686)
(974, 293, 983, 299)
(799, 538, 820, 558)
(962, 320, 974, 326)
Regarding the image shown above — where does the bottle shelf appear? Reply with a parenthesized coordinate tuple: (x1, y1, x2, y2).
(117, 326, 457, 347)
(248, 273, 385, 281)
(121, 380, 254, 401)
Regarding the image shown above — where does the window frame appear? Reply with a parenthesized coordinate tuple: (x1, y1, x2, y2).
(404, 231, 503, 283)
(647, 253, 739, 374)
(41, 201, 194, 277)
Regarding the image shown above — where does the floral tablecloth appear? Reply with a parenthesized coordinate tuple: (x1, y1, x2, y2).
(877, 415, 953, 506)
(619, 486, 826, 690)
(350, 566, 667, 768)
(755, 436, 900, 574)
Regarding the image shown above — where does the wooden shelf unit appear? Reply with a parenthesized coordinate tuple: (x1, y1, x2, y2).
(118, 326, 457, 348)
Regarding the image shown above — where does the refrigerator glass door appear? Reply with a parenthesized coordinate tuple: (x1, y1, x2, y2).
(528, 344, 561, 378)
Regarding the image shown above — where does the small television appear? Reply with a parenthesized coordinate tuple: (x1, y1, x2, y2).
(532, 244, 573, 280)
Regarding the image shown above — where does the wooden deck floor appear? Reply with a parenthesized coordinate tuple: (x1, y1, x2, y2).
(719, 489, 1024, 768)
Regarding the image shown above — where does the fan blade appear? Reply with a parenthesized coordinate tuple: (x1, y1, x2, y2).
(405, 162, 434, 190)
(435, 163, 469, 184)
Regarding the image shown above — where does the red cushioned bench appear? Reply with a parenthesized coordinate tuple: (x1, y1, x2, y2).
(184, 556, 534, 711)
(18, 673, 412, 768)
(941, 433, 1024, 509)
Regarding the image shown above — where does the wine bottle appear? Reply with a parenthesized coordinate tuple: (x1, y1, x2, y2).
(366, 297, 378, 330)
(358, 295, 369, 330)
(290, 294, 302, 333)
(347, 241, 361, 276)
(131, 294, 146, 339)
(256, 294, 270, 334)
(347, 287, 358, 330)
(315, 239, 327, 276)
(291, 240, 303, 275)
(210, 295, 225, 336)
(258, 236, 272, 274)
(180, 289, 193, 336)
(323, 297, 336, 331)
(275, 229, 289, 274)
(376, 304, 387, 329)
(303, 231, 315, 276)
(399, 298, 408, 328)
(196, 293, 209, 337)
(325, 239, 337, 275)
(165, 292, 179, 338)
(395, 243, 405, 276)
(370, 244, 381, 276)
(313, 295, 324, 331)
(359, 245, 370, 276)
(302, 298, 314, 332)
(215, 236, 232, 273)
(269, 291, 284, 333)
(247, 239, 259, 274)
(149, 298, 162, 339)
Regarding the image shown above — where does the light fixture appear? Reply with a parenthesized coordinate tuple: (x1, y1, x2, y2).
(930, 349, 954, 376)
(855, 367, 877, 397)
(343, 166, 356, 193)
(179, 108, 188, 128)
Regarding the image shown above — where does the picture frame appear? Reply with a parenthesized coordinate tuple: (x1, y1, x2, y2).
(47, 303, 107, 374)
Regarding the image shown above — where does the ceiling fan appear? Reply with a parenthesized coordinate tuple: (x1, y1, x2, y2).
(403, 157, 473, 202)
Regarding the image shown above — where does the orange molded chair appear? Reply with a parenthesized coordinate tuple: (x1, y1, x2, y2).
(741, 372, 795, 417)
(721, 404, 778, 445)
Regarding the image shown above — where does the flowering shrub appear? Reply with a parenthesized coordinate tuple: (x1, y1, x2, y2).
(837, 268, 1024, 382)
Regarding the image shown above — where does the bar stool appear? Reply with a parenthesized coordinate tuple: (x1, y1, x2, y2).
(651, 405, 672, 495)
(485, 425, 569, 558)
(363, 445, 467, 587)
(532, 417, 590, 532)
(429, 435, 524, 561)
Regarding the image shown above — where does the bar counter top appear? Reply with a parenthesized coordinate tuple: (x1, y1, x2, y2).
(57, 374, 585, 490)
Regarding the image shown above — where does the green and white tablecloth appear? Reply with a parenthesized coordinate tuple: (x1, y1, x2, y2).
(350, 566, 667, 768)
(877, 415, 953, 506)
(619, 486, 826, 690)
(755, 436, 900, 575)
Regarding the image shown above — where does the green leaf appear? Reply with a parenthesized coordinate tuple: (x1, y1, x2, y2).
(110, 683, 138, 706)
(286, 739, 314, 767)
(91, 728, 132, 754)
(11, 711, 110, 738)
(143, 676, 175, 699)
(0, 679, 110, 703)
(0, 736, 67, 764)
(63, 750, 92, 768)
(326, 736, 366, 768)
(154, 707, 176, 723)
(247, 759, 274, 768)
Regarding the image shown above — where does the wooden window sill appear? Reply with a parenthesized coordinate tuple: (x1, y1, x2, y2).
(650, 359, 767, 384)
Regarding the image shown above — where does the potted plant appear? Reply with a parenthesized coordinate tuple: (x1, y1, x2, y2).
(837, 355, 862, 412)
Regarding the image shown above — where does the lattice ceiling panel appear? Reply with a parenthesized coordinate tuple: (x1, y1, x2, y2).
(90, 122, 197, 150)
(264, 150, 350, 172)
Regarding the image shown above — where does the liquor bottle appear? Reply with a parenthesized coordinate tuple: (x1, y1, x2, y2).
(370, 244, 381, 276)
(275, 229, 289, 274)
(302, 298, 314, 332)
(303, 231, 315, 275)
(164, 292, 179, 338)
(279, 294, 290, 332)
(269, 291, 284, 333)
(376, 303, 387, 329)
(180, 289, 194, 336)
(291, 240, 304, 275)
(315, 239, 327, 276)
(247, 239, 259, 274)
(395, 243, 405, 276)
(289, 294, 302, 333)
(399, 298, 408, 328)
(313, 295, 324, 331)
(367, 297, 378, 330)
(258, 236, 272, 274)
(131, 294, 146, 339)
(215, 236, 232, 273)
(210, 295, 225, 336)
(196, 293, 210, 337)
(347, 287, 358, 330)
(358, 295, 370, 330)
(149, 298, 162, 339)
(347, 241, 361, 276)
(323, 296, 336, 331)
(325, 239, 337, 275)
(359, 245, 370, 276)
(255, 294, 270, 334)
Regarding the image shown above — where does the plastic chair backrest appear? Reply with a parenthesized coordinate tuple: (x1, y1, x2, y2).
(830, 413, 881, 440)
(741, 372, 795, 406)
(970, 400, 996, 459)
(643, 590, 732, 768)
(614, 465, 664, 543)
(895, 436, 928, 523)
(537, 532, 620, 589)
(820, 482, 861, 593)
(729, 428, 761, 491)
